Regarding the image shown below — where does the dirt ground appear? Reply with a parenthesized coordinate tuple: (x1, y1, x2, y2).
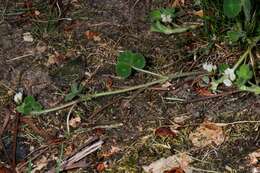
(0, 0, 260, 173)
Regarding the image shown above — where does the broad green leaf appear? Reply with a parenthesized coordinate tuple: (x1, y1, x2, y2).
(219, 63, 229, 73)
(118, 51, 134, 64)
(223, 0, 242, 18)
(116, 62, 132, 78)
(65, 83, 83, 101)
(227, 30, 244, 42)
(150, 9, 162, 22)
(241, 0, 251, 21)
(116, 51, 146, 78)
(235, 64, 253, 85)
(236, 64, 252, 80)
(131, 53, 145, 69)
(16, 96, 43, 115)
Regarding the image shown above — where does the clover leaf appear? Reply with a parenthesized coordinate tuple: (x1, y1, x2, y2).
(236, 64, 253, 85)
(223, 0, 242, 18)
(17, 96, 43, 115)
(65, 83, 84, 101)
(116, 51, 146, 79)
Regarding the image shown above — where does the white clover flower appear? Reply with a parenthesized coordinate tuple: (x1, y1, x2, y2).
(161, 14, 172, 23)
(224, 68, 236, 81)
(223, 79, 232, 87)
(23, 32, 34, 42)
(14, 92, 23, 104)
(202, 62, 217, 72)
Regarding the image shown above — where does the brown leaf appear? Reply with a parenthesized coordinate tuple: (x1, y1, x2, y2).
(96, 162, 108, 172)
(248, 149, 260, 166)
(143, 153, 192, 173)
(47, 51, 66, 66)
(69, 116, 81, 128)
(194, 10, 204, 17)
(195, 87, 215, 96)
(164, 167, 185, 173)
(101, 146, 121, 158)
(155, 127, 177, 138)
(189, 121, 225, 148)
(84, 30, 101, 41)
(171, 0, 185, 7)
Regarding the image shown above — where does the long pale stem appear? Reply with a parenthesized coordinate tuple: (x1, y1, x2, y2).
(30, 71, 203, 116)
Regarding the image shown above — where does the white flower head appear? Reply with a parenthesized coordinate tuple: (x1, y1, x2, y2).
(224, 68, 236, 81)
(14, 92, 23, 104)
(161, 14, 172, 23)
(202, 62, 217, 72)
(23, 32, 34, 42)
(223, 79, 232, 87)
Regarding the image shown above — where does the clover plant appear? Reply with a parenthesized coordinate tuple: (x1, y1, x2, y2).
(16, 96, 43, 115)
(116, 51, 146, 79)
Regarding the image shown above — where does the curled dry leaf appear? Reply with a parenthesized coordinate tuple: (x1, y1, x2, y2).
(164, 167, 185, 173)
(171, 0, 185, 7)
(155, 127, 178, 138)
(96, 161, 108, 172)
(47, 51, 66, 66)
(101, 146, 121, 158)
(143, 153, 192, 173)
(189, 121, 225, 148)
(248, 149, 260, 166)
(69, 116, 81, 128)
(194, 10, 204, 17)
(84, 30, 101, 41)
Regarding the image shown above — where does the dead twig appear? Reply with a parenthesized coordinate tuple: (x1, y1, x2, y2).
(47, 136, 103, 173)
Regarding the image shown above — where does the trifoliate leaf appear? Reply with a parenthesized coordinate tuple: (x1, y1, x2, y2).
(116, 62, 132, 78)
(219, 63, 229, 73)
(223, 0, 242, 18)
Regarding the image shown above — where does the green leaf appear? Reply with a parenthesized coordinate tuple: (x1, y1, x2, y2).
(236, 64, 253, 80)
(227, 30, 244, 43)
(241, 0, 251, 21)
(65, 83, 83, 101)
(116, 62, 132, 78)
(235, 64, 253, 85)
(116, 51, 146, 78)
(223, 0, 242, 18)
(131, 53, 145, 69)
(219, 63, 229, 73)
(16, 96, 43, 115)
(150, 21, 197, 34)
(150, 9, 162, 22)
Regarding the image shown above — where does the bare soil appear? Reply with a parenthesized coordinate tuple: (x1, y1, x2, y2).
(0, 1, 259, 173)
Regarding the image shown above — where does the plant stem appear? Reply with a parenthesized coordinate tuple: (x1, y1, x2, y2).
(132, 67, 167, 78)
(233, 47, 251, 70)
(30, 71, 203, 116)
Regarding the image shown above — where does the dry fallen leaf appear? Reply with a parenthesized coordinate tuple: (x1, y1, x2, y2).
(248, 149, 260, 166)
(69, 116, 81, 128)
(194, 10, 204, 17)
(189, 121, 225, 148)
(47, 51, 66, 66)
(155, 127, 178, 138)
(31, 156, 48, 173)
(143, 153, 192, 173)
(84, 30, 101, 41)
(101, 146, 121, 158)
(96, 161, 108, 172)
(171, 0, 185, 7)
